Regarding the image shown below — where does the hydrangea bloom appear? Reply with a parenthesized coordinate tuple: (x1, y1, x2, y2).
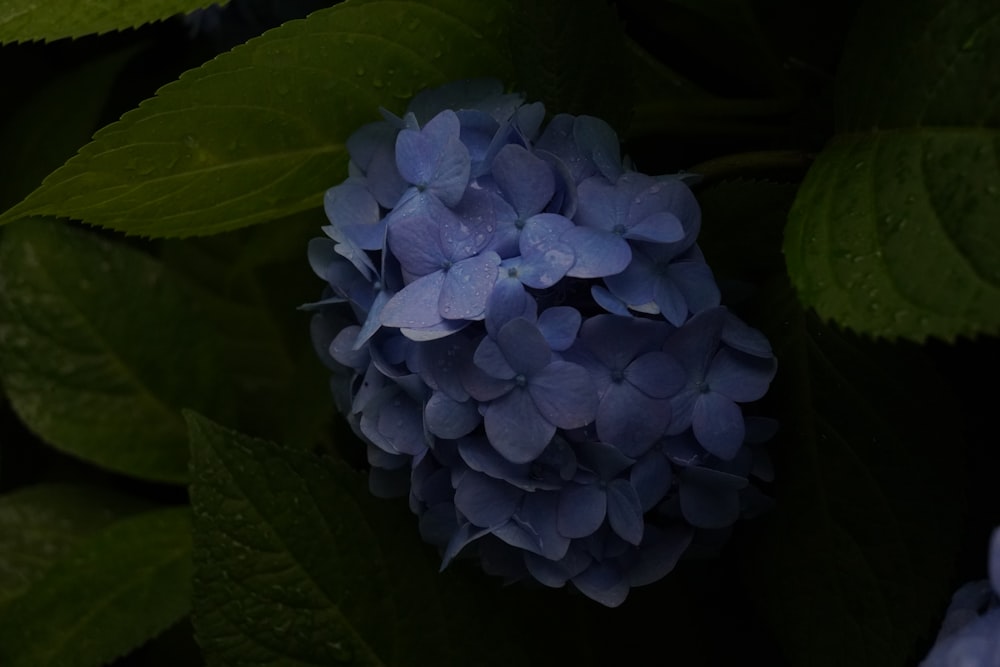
(306, 79, 777, 607)
(920, 528, 1000, 666)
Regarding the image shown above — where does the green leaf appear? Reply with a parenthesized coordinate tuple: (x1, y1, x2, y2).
(699, 181, 964, 666)
(0, 484, 151, 606)
(0, 506, 193, 667)
(0, 219, 233, 483)
(0, 0, 222, 44)
(784, 0, 1000, 341)
(188, 412, 550, 667)
(0, 46, 137, 210)
(0, 0, 514, 237)
(510, 0, 632, 131)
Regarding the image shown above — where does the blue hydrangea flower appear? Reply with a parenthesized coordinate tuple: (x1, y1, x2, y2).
(306, 79, 777, 607)
(920, 528, 1000, 666)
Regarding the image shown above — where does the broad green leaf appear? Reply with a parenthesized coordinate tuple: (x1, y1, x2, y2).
(510, 0, 632, 131)
(0, 219, 233, 483)
(0, 484, 151, 606)
(698, 180, 963, 666)
(0, 0, 515, 237)
(784, 0, 1000, 341)
(0, 507, 193, 667)
(188, 412, 576, 667)
(0, 46, 137, 210)
(0, 0, 221, 44)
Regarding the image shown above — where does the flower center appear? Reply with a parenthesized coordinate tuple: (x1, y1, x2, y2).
(514, 373, 527, 388)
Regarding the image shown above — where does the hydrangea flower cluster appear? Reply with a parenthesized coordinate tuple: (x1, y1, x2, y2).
(921, 528, 1000, 666)
(306, 79, 777, 607)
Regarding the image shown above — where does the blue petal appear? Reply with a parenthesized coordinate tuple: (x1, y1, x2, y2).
(323, 179, 384, 250)
(591, 285, 631, 316)
(669, 260, 721, 315)
(596, 383, 667, 457)
(536, 307, 581, 352)
(454, 472, 521, 527)
(395, 109, 470, 206)
(663, 306, 727, 377)
(722, 310, 774, 358)
(457, 436, 532, 485)
(485, 388, 555, 463)
(424, 392, 481, 439)
(399, 318, 469, 342)
(603, 251, 656, 307)
(573, 115, 623, 182)
(485, 274, 534, 337)
(692, 392, 745, 460)
(441, 522, 491, 569)
(606, 479, 644, 545)
(572, 562, 629, 607)
(388, 210, 447, 277)
(514, 491, 570, 560)
(624, 212, 685, 243)
(524, 548, 591, 588)
(497, 317, 552, 376)
(379, 271, 446, 329)
(630, 451, 673, 511)
(439, 252, 500, 320)
(557, 483, 607, 538)
(562, 226, 631, 278)
(678, 466, 747, 529)
(529, 361, 598, 429)
(707, 348, 777, 403)
(492, 144, 555, 217)
(473, 335, 517, 380)
(625, 351, 686, 399)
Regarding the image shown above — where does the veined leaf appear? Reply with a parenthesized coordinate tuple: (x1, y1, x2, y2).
(784, 0, 1000, 341)
(187, 412, 540, 667)
(0, 0, 222, 44)
(0, 507, 192, 667)
(0, 0, 515, 238)
(0, 219, 233, 483)
(0, 484, 151, 606)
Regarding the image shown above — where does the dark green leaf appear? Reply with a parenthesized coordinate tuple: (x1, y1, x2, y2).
(0, 219, 233, 483)
(0, 0, 514, 237)
(0, 0, 221, 44)
(0, 484, 151, 606)
(784, 0, 1000, 341)
(699, 180, 963, 666)
(510, 0, 632, 131)
(187, 412, 551, 667)
(0, 47, 137, 210)
(0, 507, 192, 667)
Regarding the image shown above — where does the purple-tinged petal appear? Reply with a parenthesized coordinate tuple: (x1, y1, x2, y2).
(493, 144, 555, 217)
(439, 252, 501, 320)
(666, 388, 698, 435)
(591, 285, 631, 316)
(536, 307, 582, 352)
(497, 317, 552, 376)
(707, 347, 777, 403)
(485, 274, 534, 337)
(399, 318, 468, 341)
(625, 351, 686, 399)
(722, 311, 774, 358)
(485, 388, 556, 463)
(457, 436, 533, 485)
(462, 359, 515, 401)
(329, 326, 370, 370)
(388, 213, 447, 277)
(669, 260, 721, 314)
(572, 562, 629, 608)
(574, 116, 623, 182)
(603, 252, 656, 307)
(380, 271, 446, 329)
(441, 522, 491, 569)
(425, 392, 481, 439)
(630, 451, 673, 511)
(574, 176, 624, 232)
(624, 212, 685, 243)
(692, 392, 745, 460)
(524, 548, 591, 588)
(514, 491, 570, 561)
(663, 306, 727, 377)
(596, 383, 667, 457)
(529, 361, 598, 429)
(606, 479, 644, 545)
(562, 226, 632, 279)
(455, 472, 521, 527)
(652, 274, 691, 326)
(376, 395, 427, 456)
(557, 484, 607, 538)
(395, 110, 470, 206)
(473, 335, 517, 380)
(354, 289, 392, 349)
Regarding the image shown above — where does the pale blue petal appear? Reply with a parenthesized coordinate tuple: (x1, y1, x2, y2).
(591, 285, 631, 316)
(379, 271, 446, 329)
(485, 274, 533, 337)
(574, 115, 623, 182)
(492, 144, 555, 217)
(439, 252, 500, 320)
(536, 307, 582, 352)
(562, 226, 631, 278)
(388, 212, 447, 277)
(624, 211, 685, 243)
